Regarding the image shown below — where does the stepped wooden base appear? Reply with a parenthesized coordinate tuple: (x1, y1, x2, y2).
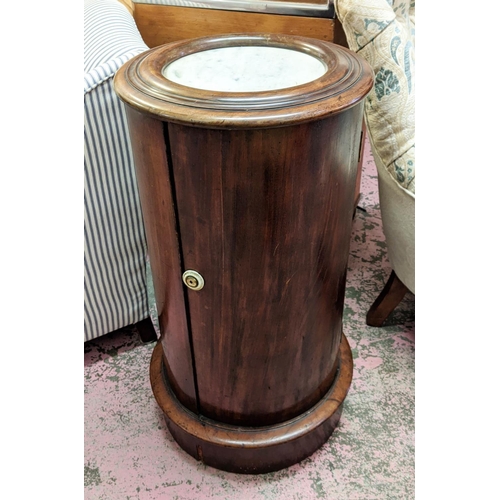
(150, 334, 353, 474)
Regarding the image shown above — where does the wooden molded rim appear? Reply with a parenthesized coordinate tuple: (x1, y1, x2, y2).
(114, 33, 373, 128)
(149, 333, 353, 451)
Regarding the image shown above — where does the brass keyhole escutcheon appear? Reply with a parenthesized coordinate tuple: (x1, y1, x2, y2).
(182, 270, 205, 291)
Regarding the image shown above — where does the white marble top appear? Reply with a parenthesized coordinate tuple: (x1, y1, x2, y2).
(163, 46, 327, 92)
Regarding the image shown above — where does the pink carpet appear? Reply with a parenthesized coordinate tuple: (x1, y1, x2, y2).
(84, 137, 415, 499)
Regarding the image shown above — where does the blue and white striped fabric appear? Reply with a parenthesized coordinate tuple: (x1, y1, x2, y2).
(84, 0, 151, 341)
(84, 0, 148, 76)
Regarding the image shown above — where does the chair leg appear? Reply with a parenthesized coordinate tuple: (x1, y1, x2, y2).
(366, 270, 409, 327)
(135, 317, 157, 343)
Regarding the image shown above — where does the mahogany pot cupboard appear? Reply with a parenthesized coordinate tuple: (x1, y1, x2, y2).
(117, 0, 366, 210)
(114, 33, 373, 473)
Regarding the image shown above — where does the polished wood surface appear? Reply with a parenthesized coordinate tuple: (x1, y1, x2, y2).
(115, 33, 372, 472)
(114, 34, 373, 129)
(125, 107, 198, 413)
(354, 121, 367, 209)
(150, 332, 353, 474)
(134, 5, 334, 47)
(167, 108, 362, 425)
(130, 4, 362, 210)
(332, 15, 348, 46)
(366, 270, 409, 327)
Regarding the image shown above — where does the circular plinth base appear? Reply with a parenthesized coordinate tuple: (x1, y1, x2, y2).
(150, 334, 353, 474)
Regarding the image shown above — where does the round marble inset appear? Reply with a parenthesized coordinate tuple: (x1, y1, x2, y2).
(163, 46, 327, 92)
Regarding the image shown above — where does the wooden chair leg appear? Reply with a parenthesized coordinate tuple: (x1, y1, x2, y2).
(135, 317, 157, 343)
(366, 270, 409, 327)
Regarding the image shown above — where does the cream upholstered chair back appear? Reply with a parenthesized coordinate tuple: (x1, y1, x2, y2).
(334, 0, 415, 325)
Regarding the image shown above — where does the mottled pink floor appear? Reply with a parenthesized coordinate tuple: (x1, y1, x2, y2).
(84, 138, 415, 499)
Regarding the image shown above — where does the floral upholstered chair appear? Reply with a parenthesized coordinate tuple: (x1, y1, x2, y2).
(334, 0, 415, 325)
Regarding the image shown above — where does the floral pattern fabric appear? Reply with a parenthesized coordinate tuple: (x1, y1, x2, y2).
(334, 0, 415, 194)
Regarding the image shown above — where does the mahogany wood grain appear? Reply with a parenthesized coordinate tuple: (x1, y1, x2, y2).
(168, 107, 363, 426)
(333, 18, 364, 214)
(134, 4, 334, 48)
(125, 107, 198, 413)
(114, 35, 373, 129)
(150, 332, 353, 474)
(115, 33, 372, 472)
(130, 4, 361, 211)
(366, 270, 409, 327)
(333, 15, 348, 47)
(354, 120, 367, 210)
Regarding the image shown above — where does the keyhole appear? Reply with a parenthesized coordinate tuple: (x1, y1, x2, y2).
(182, 270, 205, 291)
(187, 277, 198, 288)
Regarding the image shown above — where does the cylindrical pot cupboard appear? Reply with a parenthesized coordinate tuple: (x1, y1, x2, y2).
(114, 33, 373, 474)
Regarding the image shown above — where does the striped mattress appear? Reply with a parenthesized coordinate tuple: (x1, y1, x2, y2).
(84, 0, 151, 341)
